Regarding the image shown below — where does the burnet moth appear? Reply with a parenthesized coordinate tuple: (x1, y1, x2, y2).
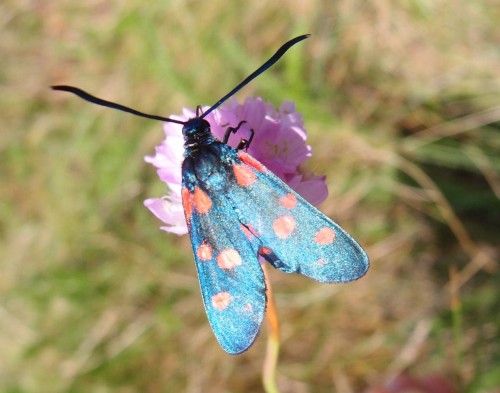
(52, 34, 369, 354)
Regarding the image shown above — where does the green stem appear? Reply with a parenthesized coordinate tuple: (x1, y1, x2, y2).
(262, 263, 281, 393)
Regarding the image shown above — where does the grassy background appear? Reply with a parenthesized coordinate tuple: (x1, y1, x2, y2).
(2, 1, 499, 392)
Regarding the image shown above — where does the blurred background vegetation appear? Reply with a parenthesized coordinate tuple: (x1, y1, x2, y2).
(1, 1, 499, 392)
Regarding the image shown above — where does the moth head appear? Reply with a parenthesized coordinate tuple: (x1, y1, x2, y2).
(182, 117, 211, 143)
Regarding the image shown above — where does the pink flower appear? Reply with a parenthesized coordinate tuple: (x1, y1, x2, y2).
(144, 97, 328, 235)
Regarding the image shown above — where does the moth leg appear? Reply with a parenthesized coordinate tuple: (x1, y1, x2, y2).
(223, 120, 246, 144)
(236, 128, 254, 151)
(223, 121, 255, 151)
(196, 105, 204, 117)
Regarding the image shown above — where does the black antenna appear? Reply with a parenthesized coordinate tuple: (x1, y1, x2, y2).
(52, 34, 310, 124)
(51, 85, 185, 125)
(201, 34, 310, 118)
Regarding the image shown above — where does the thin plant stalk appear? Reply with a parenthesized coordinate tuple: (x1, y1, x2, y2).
(262, 262, 281, 393)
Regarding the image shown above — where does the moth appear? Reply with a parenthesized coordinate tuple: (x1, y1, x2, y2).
(53, 34, 369, 354)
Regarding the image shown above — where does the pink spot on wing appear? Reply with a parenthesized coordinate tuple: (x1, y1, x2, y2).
(193, 186, 212, 214)
(317, 258, 325, 266)
(315, 227, 336, 245)
(196, 243, 213, 261)
(217, 249, 242, 269)
(260, 247, 273, 255)
(181, 187, 193, 222)
(279, 193, 297, 210)
(232, 163, 256, 187)
(238, 151, 266, 172)
(273, 215, 296, 239)
(212, 291, 232, 311)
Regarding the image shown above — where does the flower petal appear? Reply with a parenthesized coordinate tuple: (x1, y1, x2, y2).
(144, 97, 328, 236)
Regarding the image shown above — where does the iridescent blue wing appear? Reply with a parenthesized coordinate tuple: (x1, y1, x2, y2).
(181, 142, 368, 354)
(181, 148, 266, 354)
(226, 151, 369, 283)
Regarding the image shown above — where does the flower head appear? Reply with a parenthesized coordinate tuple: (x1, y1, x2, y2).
(144, 97, 328, 235)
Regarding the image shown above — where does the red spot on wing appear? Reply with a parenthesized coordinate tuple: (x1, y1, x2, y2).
(217, 249, 242, 269)
(260, 247, 272, 255)
(238, 151, 266, 172)
(212, 291, 232, 311)
(196, 243, 213, 261)
(193, 186, 212, 214)
(232, 163, 256, 186)
(315, 227, 336, 245)
(181, 187, 193, 222)
(279, 193, 297, 210)
(273, 215, 296, 239)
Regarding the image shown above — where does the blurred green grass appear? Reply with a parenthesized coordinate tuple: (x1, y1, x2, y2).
(1, 1, 499, 392)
